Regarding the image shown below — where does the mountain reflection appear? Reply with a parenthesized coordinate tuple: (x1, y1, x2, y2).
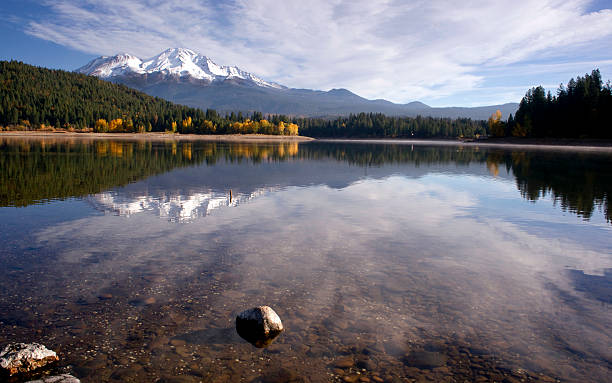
(89, 188, 273, 222)
(1, 137, 610, 223)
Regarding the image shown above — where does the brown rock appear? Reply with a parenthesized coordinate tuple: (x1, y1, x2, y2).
(538, 376, 557, 382)
(170, 339, 187, 347)
(0, 343, 59, 375)
(236, 306, 284, 348)
(144, 297, 156, 305)
(404, 351, 447, 369)
(335, 356, 354, 368)
(175, 346, 191, 358)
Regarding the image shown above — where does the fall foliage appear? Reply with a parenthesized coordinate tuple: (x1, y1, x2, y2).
(488, 110, 505, 137)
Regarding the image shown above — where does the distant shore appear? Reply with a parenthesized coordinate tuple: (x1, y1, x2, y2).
(0, 131, 314, 142)
(320, 137, 612, 152)
(2, 131, 612, 152)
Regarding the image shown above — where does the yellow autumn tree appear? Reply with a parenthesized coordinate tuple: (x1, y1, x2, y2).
(259, 119, 273, 135)
(202, 120, 215, 133)
(109, 118, 123, 132)
(488, 110, 505, 137)
(284, 122, 299, 136)
(94, 119, 108, 133)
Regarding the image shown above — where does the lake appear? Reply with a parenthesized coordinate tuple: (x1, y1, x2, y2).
(0, 137, 611, 383)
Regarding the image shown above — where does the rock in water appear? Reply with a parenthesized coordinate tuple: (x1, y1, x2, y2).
(404, 350, 447, 369)
(0, 343, 59, 375)
(27, 374, 81, 383)
(236, 306, 284, 348)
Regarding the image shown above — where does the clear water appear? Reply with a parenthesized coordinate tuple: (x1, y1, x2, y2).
(0, 137, 611, 383)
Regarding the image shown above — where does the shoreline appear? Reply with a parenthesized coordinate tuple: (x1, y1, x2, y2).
(318, 137, 612, 152)
(0, 131, 314, 142)
(2, 131, 612, 152)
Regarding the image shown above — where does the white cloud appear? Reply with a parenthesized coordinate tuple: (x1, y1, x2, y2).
(23, 0, 612, 104)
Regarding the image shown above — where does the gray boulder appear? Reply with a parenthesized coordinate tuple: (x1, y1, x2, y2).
(27, 374, 81, 383)
(0, 343, 59, 375)
(236, 306, 284, 348)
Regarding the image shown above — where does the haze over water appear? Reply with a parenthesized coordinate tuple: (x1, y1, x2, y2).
(0, 138, 610, 382)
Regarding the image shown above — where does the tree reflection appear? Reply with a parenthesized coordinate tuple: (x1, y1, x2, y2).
(1, 138, 610, 223)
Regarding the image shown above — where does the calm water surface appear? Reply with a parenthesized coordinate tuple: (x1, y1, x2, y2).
(0, 137, 611, 383)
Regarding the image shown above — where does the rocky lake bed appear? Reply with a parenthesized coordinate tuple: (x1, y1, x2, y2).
(1, 139, 610, 382)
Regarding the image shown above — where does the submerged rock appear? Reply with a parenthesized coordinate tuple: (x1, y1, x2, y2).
(0, 343, 59, 375)
(236, 306, 284, 348)
(26, 374, 81, 383)
(404, 350, 448, 369)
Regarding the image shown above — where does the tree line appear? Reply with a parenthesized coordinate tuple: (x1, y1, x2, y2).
(0, 61, 298, 135)
(295, 113, 487, 138)
(489, 69, 612, 138)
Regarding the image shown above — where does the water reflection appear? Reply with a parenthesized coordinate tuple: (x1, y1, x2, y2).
(0, 137, 299, 207)
(0, 138, 611, 382)
(89, 188, 272, 223)
(2, 137, 611, 225)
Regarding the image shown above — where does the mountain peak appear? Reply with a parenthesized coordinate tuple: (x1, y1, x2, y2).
(77, 48, 284, 89)
(404, 101, 430, 109)
(163, 47, 195, 53)
(328, 88, 352, 94)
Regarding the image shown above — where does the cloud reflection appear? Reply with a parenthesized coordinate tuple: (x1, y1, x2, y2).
(33, 173, 612, 381)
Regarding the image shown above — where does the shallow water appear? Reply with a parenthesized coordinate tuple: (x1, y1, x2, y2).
(0, 137, 611, 383)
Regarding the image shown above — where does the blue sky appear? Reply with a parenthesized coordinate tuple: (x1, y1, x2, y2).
(1, 0, 612, 107)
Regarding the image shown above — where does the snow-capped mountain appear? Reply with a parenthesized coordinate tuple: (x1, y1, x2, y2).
(77, 48, 284, 89)
(76, 47, 518, 119)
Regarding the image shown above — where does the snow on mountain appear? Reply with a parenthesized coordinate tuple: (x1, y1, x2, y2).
(77, 53, 144, 78)
(77, 48, 284, 89)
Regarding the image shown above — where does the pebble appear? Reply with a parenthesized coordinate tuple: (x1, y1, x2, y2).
(335, 356, 354, 368)
(144, 297, 156, 305)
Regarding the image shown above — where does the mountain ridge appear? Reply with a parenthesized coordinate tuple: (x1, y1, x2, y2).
(78, 48, 518, 120)
(77, 48, 284, 89)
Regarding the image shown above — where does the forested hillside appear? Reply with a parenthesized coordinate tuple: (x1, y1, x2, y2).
(0, 61, 298, 135)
